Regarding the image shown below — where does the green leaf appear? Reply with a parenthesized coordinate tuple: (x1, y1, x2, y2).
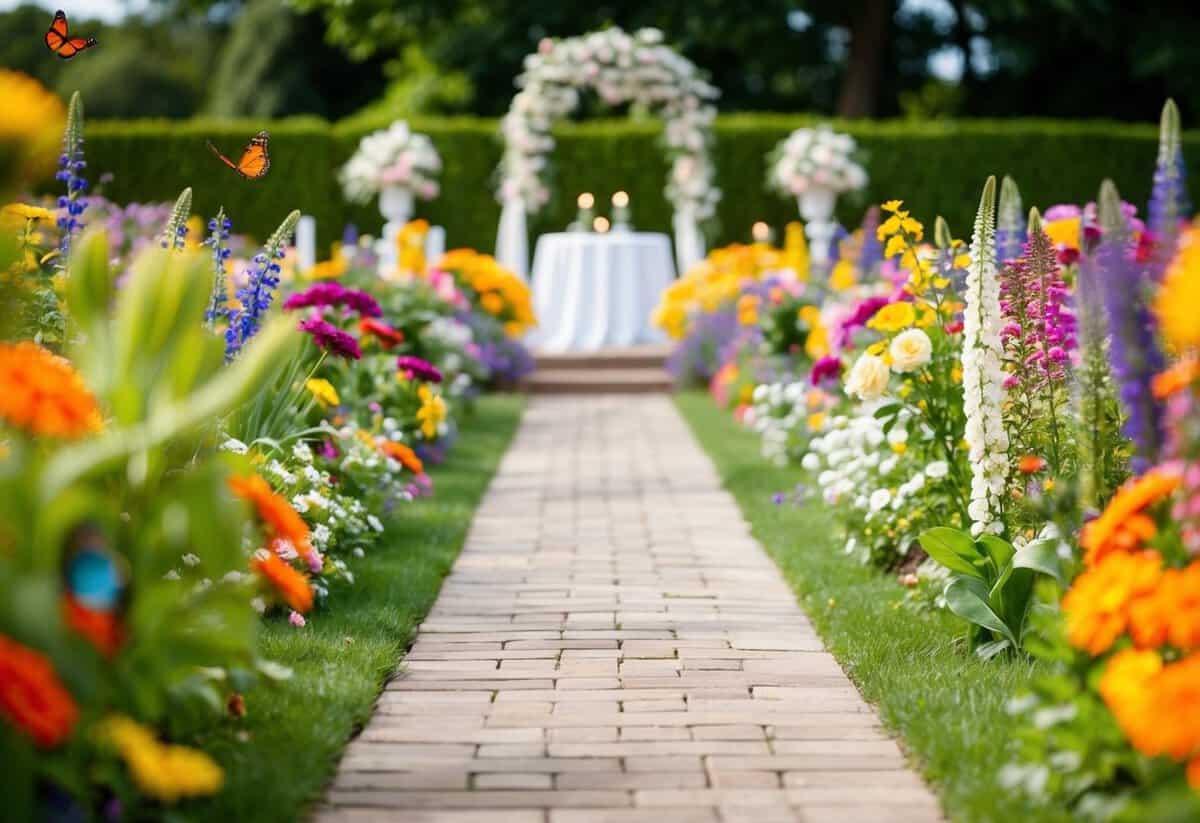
(945, 576, 1017, 647)
(919, 526, 985, 578)
(1013, 538, 1066, 586)
(977, 534, 1015, 571)
(975, 638, 1012, 660)
(873, 403, 901, 419)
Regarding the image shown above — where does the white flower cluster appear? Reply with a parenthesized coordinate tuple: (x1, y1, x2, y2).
(341, 120, 442, 204)
(961, 181, 1009, 537)
(768, 125, 868, 197)
(749, 381, 820, 467)
(498, 27, 720, 219)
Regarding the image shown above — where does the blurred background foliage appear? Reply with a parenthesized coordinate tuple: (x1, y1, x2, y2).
(1, 0, 1199, 122)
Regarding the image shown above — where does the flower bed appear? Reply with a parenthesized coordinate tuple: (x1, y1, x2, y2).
(664, 99, 1200, 818)
(0, 85, 533, 818)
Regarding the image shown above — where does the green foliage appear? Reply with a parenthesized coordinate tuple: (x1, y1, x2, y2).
(918, 526, 1065, 658)
(56, 38, 201, 119)
(32, 114, 1200, 254)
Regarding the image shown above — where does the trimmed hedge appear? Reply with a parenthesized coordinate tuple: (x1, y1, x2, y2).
(40, 114, 1200, 254)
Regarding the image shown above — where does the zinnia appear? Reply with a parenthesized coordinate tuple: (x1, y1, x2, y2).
(0, 633, 78, 748)
(396, 355, 443, 383)
(0, 341, 103, 438)
(1062, 550, 1162, 655)
(359, 318, 404, 349)
(1079, 468, 1182, 565)
(298, 318, 362, 360)
(228, 474, 314, 561)
(381, 441, 424, 474)
(283, 282, 382, 317)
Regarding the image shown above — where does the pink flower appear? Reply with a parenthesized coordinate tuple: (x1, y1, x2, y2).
(289, 611, 306, 628)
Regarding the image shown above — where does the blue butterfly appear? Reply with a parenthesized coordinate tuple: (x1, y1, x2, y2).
(63, 525, 127, 612)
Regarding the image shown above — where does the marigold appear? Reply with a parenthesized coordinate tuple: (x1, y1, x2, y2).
(1157, 223, 1200, 352)
(252, 550, 313, 613)
(102, 715, 224, 803)
(358, 318, 404, 349)
(0, 341, 103, 438)
(866, 301, 916, 332)
(1018, 455, 1047, 474)
(228, 474, 313, 558)
(1128, 562, 1200, 650)
(381, 441, 423, 474)
(1152, 356, 1200, 399)
(0, 633, 78, 747)
(1062, 550, 1163, 655)
(1100, 649, 1200, 767)
(1079, 468, 1182, 565)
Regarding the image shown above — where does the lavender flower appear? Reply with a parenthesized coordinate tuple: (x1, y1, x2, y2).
(225, 210, 300, 360)
(857, 206, 882, 276)
(396, 355, 443, 383)
(55, 92, 87, 266)
(1147, 99, 1191, 278)
(283, 282, 382, 317)
(1093, 181, 1164, 473)
(999, 221, 1075, 392)
(996, 176, 1026, 265)
(298, 317, 362, 360)
(665, 308, 738, 385)
(205, 208, 232, 328)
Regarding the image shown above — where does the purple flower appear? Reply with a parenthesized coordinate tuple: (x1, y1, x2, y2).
(298, 317, 362, 360)
(772, 492, 786, 505)
(857, 206, 882, 275)
(396, 355, 443, 383)
(318, 438, 339, 460)
(665, 308, 738, 385)
(809, 355, 842, 386)
(284, 282, 381, 317)
(837, 295, 891, 347)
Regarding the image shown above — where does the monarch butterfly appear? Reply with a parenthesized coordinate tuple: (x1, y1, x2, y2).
(44, 10, 97, 59)
(206, 131, 271, 179)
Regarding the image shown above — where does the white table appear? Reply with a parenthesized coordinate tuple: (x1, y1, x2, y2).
(528, 231, 676, 352)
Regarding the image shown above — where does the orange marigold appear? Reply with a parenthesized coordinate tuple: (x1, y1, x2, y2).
(380, 441, 423, 474)
(1100, 649, 1200, 765)
(1128, 562, 1200, 651)
(228, 474, 313, 557)
(0, 633, 78, 747)
(1152, 356, 1200, 400)
(252, 550, 313, 614)
(1018, 455, 1047, 474)
(1079, 468, 1182, 565)
(0, 341, 102, 438)
(1062, 550, 1163, 655)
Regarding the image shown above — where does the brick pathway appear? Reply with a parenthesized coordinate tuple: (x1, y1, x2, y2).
(318, 396, 943, 823)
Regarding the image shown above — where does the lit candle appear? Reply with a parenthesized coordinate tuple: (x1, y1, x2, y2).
(593, 216, 611, 233)
(611, 190, 631, 231)
(611, 191, 629, 208)
(577, 192, 595, 209)
(752, 221, 771, 244)
(570, 192, 596, 232)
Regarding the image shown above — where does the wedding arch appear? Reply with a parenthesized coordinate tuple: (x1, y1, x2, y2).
(494, 27, 721, 278)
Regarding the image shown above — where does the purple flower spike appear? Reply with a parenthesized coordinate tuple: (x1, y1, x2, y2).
(396, 355, 444, 383)
(298, 317, 362, 360)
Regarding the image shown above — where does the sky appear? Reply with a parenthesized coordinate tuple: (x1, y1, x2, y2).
(0, 0, 148, 22)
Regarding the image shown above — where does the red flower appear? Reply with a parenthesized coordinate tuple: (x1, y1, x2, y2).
(0, 634, 78, 747)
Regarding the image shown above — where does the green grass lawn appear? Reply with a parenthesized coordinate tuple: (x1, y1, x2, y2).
(190, 394, 524, 823)
(675, 392, 1068, 823)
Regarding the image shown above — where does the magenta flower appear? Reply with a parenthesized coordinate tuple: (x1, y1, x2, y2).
(284, 282, 382, 317)
(809, 355, 842, 386)
(396, 355, 443, 383)
(298, 317, 362, 360)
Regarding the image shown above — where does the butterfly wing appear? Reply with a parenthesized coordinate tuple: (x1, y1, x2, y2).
(55, 37, 98, 59)
(63, 526, 128, 612)
(235, 131, 271, 179)
(44, 10, 68, 51)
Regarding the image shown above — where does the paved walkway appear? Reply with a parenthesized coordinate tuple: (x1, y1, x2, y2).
(318, 396, 942, 823)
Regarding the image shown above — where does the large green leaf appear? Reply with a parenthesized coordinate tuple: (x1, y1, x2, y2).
(1013, 538, 1066, 586)
(977, 534, 1015, 575)
(919, 526, 985, 578)
(944, 575, 1018, 647)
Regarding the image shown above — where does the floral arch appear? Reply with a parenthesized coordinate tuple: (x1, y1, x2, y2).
(494, 27, 720, 278)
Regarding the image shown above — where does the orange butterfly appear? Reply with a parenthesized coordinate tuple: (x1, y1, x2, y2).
(44, 10, 97, 59)
(206, 131, 271, 180)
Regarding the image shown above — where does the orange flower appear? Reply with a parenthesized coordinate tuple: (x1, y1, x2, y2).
(1017, 455, 1047, 474)
(252, 550, 313, 614)
(63, 597, 123, 657)
(1062, 550, 1163, 655)
(1079, 468, 1182, 565)
(380, 441, 423, 474)
(1100, 649, 1200, 765)
(1128, 562, 1200, 651)
(358, 318, 404, 349)
(0, 633, 78, 747)
(0, 341, 102, 438)
(1152, 357, 1200, 399)
(228, 474, 312, 557)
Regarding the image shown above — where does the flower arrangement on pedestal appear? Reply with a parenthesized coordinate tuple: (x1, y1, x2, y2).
(340, 121, 441, 206)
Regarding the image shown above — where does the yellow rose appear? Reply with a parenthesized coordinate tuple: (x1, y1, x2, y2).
(845, 353, 890, 401)
(889, 328, 933, 373)
(867, 302, 916, 332)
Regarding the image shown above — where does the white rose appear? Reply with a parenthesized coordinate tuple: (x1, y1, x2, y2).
(889, 329, 933, 373)
(844, 353, 890, 401)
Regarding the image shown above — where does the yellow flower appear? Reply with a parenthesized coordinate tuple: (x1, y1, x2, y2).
(101, 716, 224, 803)
(807, 412, 825, 432)
(900, 217, 924, 239)
(480, 291, 504, 316)
(1157, 222, 1200, 351)
(867, 302, 916, 332)
(829, 260, 856, 290)
(877, 215, 904, 241)
(0, 71, 65, 181)
(305, 378, 340, 407)
(881, 200, 904, 213)
(2, 203, 55, 222)
(883, 235, 907, 258)
(417, 384, 447, 438)
(1043, 217, 1081, 251)
(307, 255, 349, 280)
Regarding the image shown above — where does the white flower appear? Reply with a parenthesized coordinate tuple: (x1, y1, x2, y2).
(251, 597, 266, 615)
(220, 438, 248, 455)
(925, 460, 950, 479)
(163, 569, 180, 581)
(292, 442, 314, 463)
(845, 353, 890, 401)
(303, 466, 323, 485)
(181, 553, 201, 568)
(801, 453, 820, 471)
(886, 426, 909, 446)
(868, 489, 891, 512)
(367, 514, 384, 533)
(889, 328, 933, 373)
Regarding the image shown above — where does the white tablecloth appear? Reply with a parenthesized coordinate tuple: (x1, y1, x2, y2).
(528, 231, 676, 352)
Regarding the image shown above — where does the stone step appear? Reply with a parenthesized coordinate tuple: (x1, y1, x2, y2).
(534, 344, 671, 371)
(524, 368, 673, 395)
